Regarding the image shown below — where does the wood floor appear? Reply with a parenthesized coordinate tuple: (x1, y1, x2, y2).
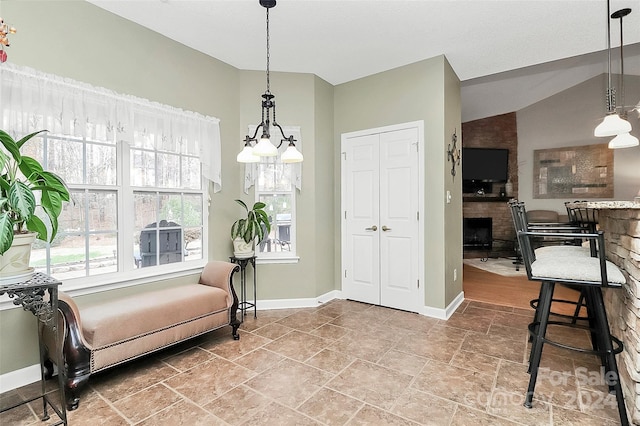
(462, 263, 582, 316)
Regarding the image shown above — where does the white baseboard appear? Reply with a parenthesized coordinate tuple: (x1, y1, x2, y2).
(256, 290, 343, 310)
(0, 363, 41, 393)
(422, 291, 465, 320)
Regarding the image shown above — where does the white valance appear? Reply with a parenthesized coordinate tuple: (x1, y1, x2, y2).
(0, 63, 222, 192)
(243, 125, 302, 194)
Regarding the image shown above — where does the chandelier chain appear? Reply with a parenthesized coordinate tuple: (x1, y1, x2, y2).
(266, 7, 270, 94)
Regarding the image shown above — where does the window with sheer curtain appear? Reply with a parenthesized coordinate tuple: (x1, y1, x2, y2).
(0, 63, 222, 289)
(244, 126, 301, 262)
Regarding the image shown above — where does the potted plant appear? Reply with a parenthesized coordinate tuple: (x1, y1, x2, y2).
(0, 129, 71, 280)
(230, 199, 270, 258)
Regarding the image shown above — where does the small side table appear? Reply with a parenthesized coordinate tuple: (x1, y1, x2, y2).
(229, 256, 257, 319)
(0, 273, 67, 425)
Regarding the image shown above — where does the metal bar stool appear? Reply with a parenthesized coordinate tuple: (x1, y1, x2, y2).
(512, 201, 628, 426)
(508, 201, 591, 326)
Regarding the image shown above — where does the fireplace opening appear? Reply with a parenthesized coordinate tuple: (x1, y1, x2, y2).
(464, 217, 492, 250)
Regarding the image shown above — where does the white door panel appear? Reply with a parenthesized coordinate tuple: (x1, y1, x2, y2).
(344, 134, 380, 304)
(379, 128, 419, 312)
(343, 124, 420, 313)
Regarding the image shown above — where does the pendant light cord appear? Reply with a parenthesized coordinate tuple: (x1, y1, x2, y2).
(265, 7, 270, 95)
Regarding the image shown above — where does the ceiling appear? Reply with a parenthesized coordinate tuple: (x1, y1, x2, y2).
(88, 0, 640, 120)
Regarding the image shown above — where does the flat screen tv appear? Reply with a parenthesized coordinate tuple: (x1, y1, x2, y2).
(462, 148, 509, 182)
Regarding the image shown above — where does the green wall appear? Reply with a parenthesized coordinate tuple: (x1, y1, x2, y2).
(443, 59, 463, 305)
(237, 70, 335, 301)
(334, 56, 462, 310)
(0, 0, 458, 379)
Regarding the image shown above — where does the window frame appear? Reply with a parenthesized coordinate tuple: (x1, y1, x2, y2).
(27, 132, 209, 294)
(254, 184, 299, 264)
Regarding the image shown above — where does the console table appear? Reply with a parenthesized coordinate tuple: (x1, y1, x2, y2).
(0, 273, 66, 425)
(229, 256, 257, 318)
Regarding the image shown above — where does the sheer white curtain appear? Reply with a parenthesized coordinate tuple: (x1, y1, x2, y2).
(243, 125, 302, 194)
(0, 63, 222, 191)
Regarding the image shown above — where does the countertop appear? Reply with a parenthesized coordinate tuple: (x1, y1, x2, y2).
(566, 200, 640, 209)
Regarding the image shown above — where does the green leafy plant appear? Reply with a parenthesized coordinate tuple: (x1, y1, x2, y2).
(230, 199, 271, 244)
(0, 129, 71, 255)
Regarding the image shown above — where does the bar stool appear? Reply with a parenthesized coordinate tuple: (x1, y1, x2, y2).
(508, 201, 591, 324)
(511, 201, 629, 425)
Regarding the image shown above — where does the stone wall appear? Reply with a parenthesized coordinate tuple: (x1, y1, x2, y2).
(599, 208, 640, 425)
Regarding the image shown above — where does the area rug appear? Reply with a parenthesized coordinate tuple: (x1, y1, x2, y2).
(463, 257, 526, 277)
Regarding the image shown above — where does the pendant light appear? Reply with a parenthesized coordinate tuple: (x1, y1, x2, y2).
(237, 0, 303, 164)
(594, 1, 633, 138)
(607, 7, 638, 148)
(609, 132, 639, 148)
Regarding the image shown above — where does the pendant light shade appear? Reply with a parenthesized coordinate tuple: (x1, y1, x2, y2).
(608, 132, 640, 149)
(594, 113, 632, 137)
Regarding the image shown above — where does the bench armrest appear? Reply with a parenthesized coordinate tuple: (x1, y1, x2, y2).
(39, 291, 93, 409)
(199, 261, 240, 307)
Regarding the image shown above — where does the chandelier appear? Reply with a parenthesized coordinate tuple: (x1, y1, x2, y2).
(237, 0, 303, 164)
(593, 0, 638, 148)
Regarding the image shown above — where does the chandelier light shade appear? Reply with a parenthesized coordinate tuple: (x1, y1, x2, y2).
(253, 133, 279, 157)
(608, 132, 640, 149)
(237, 0, 303, 164)
(236, 138, 261, 163)
(281, 139, 305, 163)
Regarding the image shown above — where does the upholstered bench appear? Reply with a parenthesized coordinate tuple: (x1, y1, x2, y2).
(40, 261, 240, 410)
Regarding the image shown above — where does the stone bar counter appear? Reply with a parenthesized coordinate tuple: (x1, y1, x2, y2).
(569, 200, 640, 424)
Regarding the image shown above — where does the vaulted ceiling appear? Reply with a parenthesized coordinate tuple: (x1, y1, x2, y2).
(89, 0, 640, 121)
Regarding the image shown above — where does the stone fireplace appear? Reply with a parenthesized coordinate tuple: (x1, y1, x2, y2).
(462, 112, 518, 258)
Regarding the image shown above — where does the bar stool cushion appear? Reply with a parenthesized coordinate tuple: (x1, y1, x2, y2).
(535, 246, 590, 258)
(531, 257, 625, 284)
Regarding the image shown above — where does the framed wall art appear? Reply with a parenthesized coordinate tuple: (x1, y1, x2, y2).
(533, 143, 613, 199)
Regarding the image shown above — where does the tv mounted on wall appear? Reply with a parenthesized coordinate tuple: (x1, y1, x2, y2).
(462, 148, 509, 182)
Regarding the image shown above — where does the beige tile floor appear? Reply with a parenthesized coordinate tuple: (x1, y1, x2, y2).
(0, 299, 626, 425)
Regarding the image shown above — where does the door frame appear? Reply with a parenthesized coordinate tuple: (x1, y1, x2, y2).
(340, 120, 425, 313)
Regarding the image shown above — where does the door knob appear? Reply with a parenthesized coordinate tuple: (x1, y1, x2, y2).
(365, 225, 378, 231)
(382, 226, 391, 231)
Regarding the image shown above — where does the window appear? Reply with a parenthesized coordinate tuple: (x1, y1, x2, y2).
(255, 161, 296, 260)
(25, 127, 206, 283)
(1, 63, 221, 291)
(248, 127, 301, 262)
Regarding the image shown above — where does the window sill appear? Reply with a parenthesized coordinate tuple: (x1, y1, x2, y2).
(0, 261, 207, 311)
(256, 256, 300, 265)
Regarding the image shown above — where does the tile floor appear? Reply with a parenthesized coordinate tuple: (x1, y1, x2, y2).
(0, 299, 626, 425)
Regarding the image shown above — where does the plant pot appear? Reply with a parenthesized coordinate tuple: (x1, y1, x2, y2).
(232, 237, 255, 258)
(0, 232, 37, 284)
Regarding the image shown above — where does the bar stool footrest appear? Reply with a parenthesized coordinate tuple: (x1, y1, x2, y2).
(529, 298, 589, 322)
(528, 320, 624, 356)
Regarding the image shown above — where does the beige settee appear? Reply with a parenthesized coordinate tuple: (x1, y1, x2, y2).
(40, 261, 240, 410)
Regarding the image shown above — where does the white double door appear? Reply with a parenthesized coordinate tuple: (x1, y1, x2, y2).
(341, 125, 420, 313)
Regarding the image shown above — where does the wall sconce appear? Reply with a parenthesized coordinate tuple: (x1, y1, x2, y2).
(447, 129, 461, 177)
